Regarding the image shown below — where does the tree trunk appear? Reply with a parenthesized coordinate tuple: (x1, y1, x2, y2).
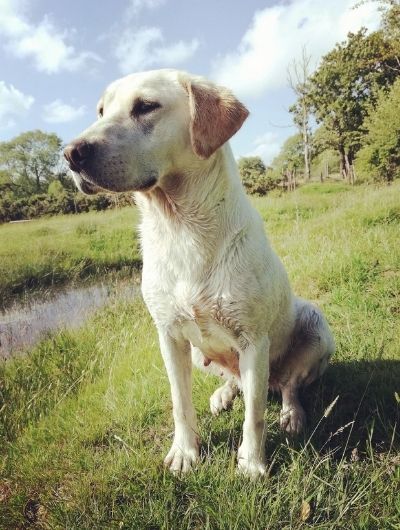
(345, 152, 355, 185)
(338, 145, 347, 180)
(348, 149, 356, 185)
(352, 163, 357, 184)
(287, 49, 312, 182)
(286, 169, 293, 191)
(302, 105, 311, 181)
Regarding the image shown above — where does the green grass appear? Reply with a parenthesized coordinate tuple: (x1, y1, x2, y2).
(1, 181, 399, 529)
(0, 208, 140, 308)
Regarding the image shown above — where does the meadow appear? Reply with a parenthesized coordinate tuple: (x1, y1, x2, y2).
(0, 181, 399, 529)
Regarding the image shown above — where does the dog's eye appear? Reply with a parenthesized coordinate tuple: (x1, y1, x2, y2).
(132, 100, 161, 117)
(98, 107, 103, 118)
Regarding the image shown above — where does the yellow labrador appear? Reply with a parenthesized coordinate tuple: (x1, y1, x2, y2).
(64, 69, 335, 477)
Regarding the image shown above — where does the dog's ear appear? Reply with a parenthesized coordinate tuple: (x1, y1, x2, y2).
(183, 79, 249, 159)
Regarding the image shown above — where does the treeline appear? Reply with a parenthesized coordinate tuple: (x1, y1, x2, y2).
(239, 0, 400, 194)
(0, 130, 134, 222)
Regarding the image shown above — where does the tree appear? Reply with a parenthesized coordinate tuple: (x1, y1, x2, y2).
(0, 169, 13, 190)
(288, 48, 313, 180)
(48, 180, 66, 196)
(311, 126, 341, 180)
(356, 0, 400, 57)
(308, 28, 399, 183)
(271, 134, 303, 190)
(0, 130, 63, 195)
(238, 156, 276, 195)
(355, 77, 400, 182)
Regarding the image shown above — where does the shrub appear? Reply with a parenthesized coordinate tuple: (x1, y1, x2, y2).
(0, 192, 135, 223)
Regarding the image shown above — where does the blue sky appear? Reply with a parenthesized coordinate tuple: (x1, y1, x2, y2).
(0, 0, 380, 163)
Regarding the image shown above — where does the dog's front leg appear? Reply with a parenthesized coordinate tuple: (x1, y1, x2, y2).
(158, 331, 200, 473)
(237, 335, 270, 477)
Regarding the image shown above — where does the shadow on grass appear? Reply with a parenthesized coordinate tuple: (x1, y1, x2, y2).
(304, 359, 400, 455)
(201, 360, 400, 461)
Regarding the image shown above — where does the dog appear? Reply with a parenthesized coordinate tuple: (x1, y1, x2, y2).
(64, 69, 335, 477)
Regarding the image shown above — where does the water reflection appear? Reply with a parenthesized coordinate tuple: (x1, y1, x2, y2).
(0, 280, 139, 359)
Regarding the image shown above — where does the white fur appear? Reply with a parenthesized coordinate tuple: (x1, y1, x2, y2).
(66, 69, 335, 477)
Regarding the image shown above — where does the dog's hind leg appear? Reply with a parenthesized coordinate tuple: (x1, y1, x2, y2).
(210, 378, 240, 415)
(275, 298, 335, 435)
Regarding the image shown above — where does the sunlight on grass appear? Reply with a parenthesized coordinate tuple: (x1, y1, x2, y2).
(0, 208, 140, 307)
(1, 182, 399, 528)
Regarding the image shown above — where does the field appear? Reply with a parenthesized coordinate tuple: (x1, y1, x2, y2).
(0, 181, 399, 529)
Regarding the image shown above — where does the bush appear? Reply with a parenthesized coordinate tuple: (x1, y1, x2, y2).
(0, 192, 135, 223)
(242, 171, 279, 195)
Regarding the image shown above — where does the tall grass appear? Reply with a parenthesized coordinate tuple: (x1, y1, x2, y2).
(0, 182, 399, 528)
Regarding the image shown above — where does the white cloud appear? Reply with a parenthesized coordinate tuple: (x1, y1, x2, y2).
(115, 26, 199, 73)
(0, 80, 34, 130)
(127, 0, 166, 17)
(245, 132, 282, 165)
(212, 0, 380, 98)
(43, 100, 86, 123)
(0, 0, 101, 74)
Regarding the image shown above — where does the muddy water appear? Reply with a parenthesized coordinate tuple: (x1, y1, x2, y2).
(0, 280, 139, 359)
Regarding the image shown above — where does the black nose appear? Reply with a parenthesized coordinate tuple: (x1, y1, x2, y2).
(64, 140, 93, 171)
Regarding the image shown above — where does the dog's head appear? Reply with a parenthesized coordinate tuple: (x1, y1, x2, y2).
(64, 69, 249, 194)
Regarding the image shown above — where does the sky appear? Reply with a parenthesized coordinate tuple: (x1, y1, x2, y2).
(0, 0, 381, 164)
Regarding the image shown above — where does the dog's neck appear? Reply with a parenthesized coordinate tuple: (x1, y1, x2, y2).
(134, 144, 254, 271)
(135, 144, 248, 230)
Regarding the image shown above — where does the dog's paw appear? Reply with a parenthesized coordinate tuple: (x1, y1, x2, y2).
(237, 442, 266, 478)
(209, 382, 238, 416)
(237, 457, 267, 478)
(164, 442, 199, 474)
(280, 405, 306, 434)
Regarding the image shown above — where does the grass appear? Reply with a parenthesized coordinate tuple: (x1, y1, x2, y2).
(1, 181, 399, 529)
(0, 208, 140, 308)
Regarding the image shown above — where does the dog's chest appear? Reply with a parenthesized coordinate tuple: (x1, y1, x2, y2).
(141, 223, 244, 369)
(179, 313, 237, 354)
(173, 290, 239, 351)
(143, 274, 241, 364)
(178, 309, 240, 374)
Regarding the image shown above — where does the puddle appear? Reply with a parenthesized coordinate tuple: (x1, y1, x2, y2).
(0, 279, 140, 359)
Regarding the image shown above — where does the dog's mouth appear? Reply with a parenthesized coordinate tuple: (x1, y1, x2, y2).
(136, 175, 158, 191)
(78, 179, 104, 195)
(73, 170, 158, 195)
(72, 172, 105, 195)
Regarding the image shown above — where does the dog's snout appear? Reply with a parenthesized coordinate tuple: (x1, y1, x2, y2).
(64, 140, 94, 171)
